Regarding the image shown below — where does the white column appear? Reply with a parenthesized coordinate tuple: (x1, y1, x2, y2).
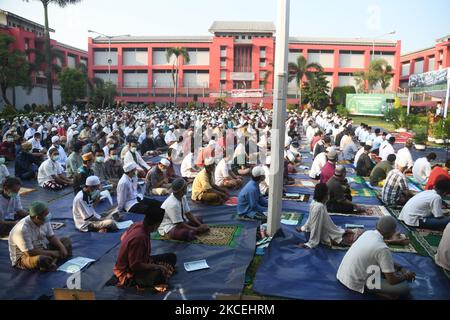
(444, 69, 450, 119)
(407, 88, 411, 115)
(268, 0, 290, 236)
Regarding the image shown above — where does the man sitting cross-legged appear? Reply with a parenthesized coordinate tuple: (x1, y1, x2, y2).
(191, 158, 229, 205)
(237, 166, 268, 221)
(113, 203, 177, 293)
(8, 201, 72, 272)
(73, 175, 121, 233)
(159, 178, 210, 241)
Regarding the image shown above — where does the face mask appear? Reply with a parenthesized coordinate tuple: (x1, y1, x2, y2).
(111, 155, 119, 161)
(160, 168, 167, 173)
(7, 138, 14, 143)
(96, 156, 105, 163)
(52, 155, 60, 162)
(91, 189, 101, 199)
(44, 213, 53, 223)
(109, 144, 115, 149)
(0, 158, 5, 165)
(130, 147, 137, 153)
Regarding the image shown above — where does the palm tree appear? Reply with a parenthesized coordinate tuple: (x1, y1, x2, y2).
(24, 0, 82, 111)
(166, 47, 190, 107)
(288, 56, 323, 106)
(26, 41, 65, 77)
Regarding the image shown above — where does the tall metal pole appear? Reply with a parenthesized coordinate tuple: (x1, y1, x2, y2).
(108, 37, 111, 82)
(268, 0, 290, 236)
(444, 69, 450, 119)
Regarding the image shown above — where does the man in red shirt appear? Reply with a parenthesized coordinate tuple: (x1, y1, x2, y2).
(426, 159, 450, 191)
(113, 204, 177, 293)
(310, 131, 323, 153)
(320, 149, 338, 184)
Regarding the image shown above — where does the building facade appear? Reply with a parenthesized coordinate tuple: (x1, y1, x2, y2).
(0, 9, 88, 108)
(88, 21, 401, 106)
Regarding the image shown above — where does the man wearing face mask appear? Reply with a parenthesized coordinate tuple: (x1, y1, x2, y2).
(0, 133, 16, 161)
(38, 148, 73, 191)
(72, 152, 95, 195)
(72, 176, 120, 233)
(15, 142, 40, 180)
(66, 142, 83, 179)
(0, 177, 28, 225)
(144, 159, 172, 196)
(46, 136, 67, 168)
(92, 149, 108, 182)
(140, 129, 160, 156)
(8, 201, 72, 272)
(103, 138, 116, 159)
(28, 132, 46, 160)
(123, 137, 150, 179)
(105, 148, 124, 182)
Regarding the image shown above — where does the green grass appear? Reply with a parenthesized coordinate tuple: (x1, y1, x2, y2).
(350, 115, 428, 133)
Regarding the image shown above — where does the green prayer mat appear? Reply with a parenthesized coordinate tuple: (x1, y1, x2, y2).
(280, 212, 304, 226)
(347, 176, 368, 185)
(330, 243, 418, 254)
(407, 176, 425, 191)
(329, 205, 391, 218)
(351, 188, 376, 197)
(337, 160, 351, 165)
(409, 229, 443, 258)
(151, 224, 242, 248)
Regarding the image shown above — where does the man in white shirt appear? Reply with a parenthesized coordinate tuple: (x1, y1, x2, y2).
(73, 176, 120, 232)
(379, 137, 396, 161)
(46, 136, 67, 168)
(159, 178, 209, 241)
(337, 216, 415, 300)
(395, 139, 414, 171)
(164, 125, 177, 146)
(215, 155, 243, 189)
(8, 201, 71, 271)
(0, 177, 28, 221)
(37, 148, 73, 190)
(309, 148, 331, 179)
(412, 153, 437, 185)
(123, 137, 150, 178)
(24, 123, 37, 140)
(181, 151, 199, 180)
(399, 179, 450, 231)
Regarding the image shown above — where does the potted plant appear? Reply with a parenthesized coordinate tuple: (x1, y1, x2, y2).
(413, 129, 427, 150)
(433, 119, 446, 144)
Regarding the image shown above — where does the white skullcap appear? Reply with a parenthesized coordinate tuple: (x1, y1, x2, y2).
(51, 127, 58, 132)
(71, 124, 77, 129)
(365, 140, 373, 147)
(51, 136, 60, 143)
(252, 166, 265, 178)
(286, 151, 296, 163)
(204, 157, 215, 166)
(160, 158, 171, 167)
(397, 158, 408, 168)
(123, 162, 138, 173)
(265, 156, 272, 165)
(85, 175, 101, 186)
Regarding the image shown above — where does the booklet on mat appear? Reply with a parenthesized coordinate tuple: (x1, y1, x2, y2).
(57, 257, 96, 274)
(184, 259, 210, 272)
(345, 224, 365, 229)
(116, 220, 134, 230)
(51, 222, 65, 230)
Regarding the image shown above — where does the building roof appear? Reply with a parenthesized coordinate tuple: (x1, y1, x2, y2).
(209, 21, 276, 34)
(92, 36, 213, 44)
(0, 9, 55, 32)
(436, 34, 450, 43)
(401, 46, 435, 58)
(288, 36, 398, 47)
(55, 41, 88, 55)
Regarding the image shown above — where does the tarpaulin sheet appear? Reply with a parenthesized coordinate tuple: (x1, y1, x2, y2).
(253, 224, 450, 300)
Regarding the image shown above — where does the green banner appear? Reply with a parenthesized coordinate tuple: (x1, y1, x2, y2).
(346, 93, 395, 116)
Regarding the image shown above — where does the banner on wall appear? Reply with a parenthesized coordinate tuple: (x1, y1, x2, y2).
(409, 68, 449, 92)
(346, 93, 396, 116)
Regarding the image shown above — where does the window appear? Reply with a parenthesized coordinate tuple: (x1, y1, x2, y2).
(124, 70, 148, 88)
(260, 71, 267, 79)
(186, 48, 210, 66)
(259, 81, 265, 90)
(414, 59, 424, 74)
(288, 49, 302, 63)
(401, 63, 410, 76)
(260, 47, 267, 59)
(220, 57, 226, 67)
(183, 70, 209, 88)
(153, 70, 173, 88)
(94, 71, 118, 85)
(220, 46, 227, 57)
(339, 51, 364, 69)
(371, 51, 395, 67)
(260, 58, 266, 67)
(94, 48, 118, 66)
(153, 48, 176, 65)
(220, 80, 226, 90)
(308, 50, 334, 68)
(123, 48, 148, 66)
(428, 56, 435, 71)
(220, 71, 227, 80)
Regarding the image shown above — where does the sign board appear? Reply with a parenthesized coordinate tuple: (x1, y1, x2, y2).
(346, 93, 395, 116)
(409, 68, 449, 92)
(231, 89, 264, 98)
(230, 72, 255, 81)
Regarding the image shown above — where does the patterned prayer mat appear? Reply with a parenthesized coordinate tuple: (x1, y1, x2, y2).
(282, 194, 310, 202)
(347, 176, 368, 185)
(292, 180, 318, 188)
(337, 160, 351, 165)
(19, 187, 37, 196)
(409, 228, 443, 258)
(329, 205, 391, 218)
(351, 188, 376, 197)
(224, 197, 238, 206)
(151, 224, 242, 247)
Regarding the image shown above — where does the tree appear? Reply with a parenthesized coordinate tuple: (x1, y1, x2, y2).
(331, 86, 356, 106)
(288, 56, 323, 107)
(0, 34, 32, 110)
(302, 71, 330, 110)
(166, 47, 190, 108)
(59, 68, 87, 105)
(24, 0, 82, 111)
(91, 80, 117, 109)
(353, 59, 394, 93)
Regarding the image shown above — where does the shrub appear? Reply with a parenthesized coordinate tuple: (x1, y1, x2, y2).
(331, 86, 356, 106)
(23, 104, 31, 113)
(1, 105, 18, 117)
(31, 103, 37, 112)
(385, 108, 419, 130)
(287, 103, 298, 111)
(414, 129, 427, 145)
(337, 105, 350, 117)
(35, 104, 48, 113)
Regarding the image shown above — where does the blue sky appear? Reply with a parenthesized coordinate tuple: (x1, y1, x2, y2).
(2, 0, 449, 53)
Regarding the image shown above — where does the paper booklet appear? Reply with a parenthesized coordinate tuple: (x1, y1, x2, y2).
(116, 220, 134, 230)
(184, 259, 210, 272)
(57, 257, 96, 274)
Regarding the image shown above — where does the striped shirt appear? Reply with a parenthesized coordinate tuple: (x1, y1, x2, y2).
(382, 169, 408, 205)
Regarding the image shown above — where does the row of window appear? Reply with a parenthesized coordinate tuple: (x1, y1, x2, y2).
(401, 51, 445, 76)
(7, 21, 43, 37)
